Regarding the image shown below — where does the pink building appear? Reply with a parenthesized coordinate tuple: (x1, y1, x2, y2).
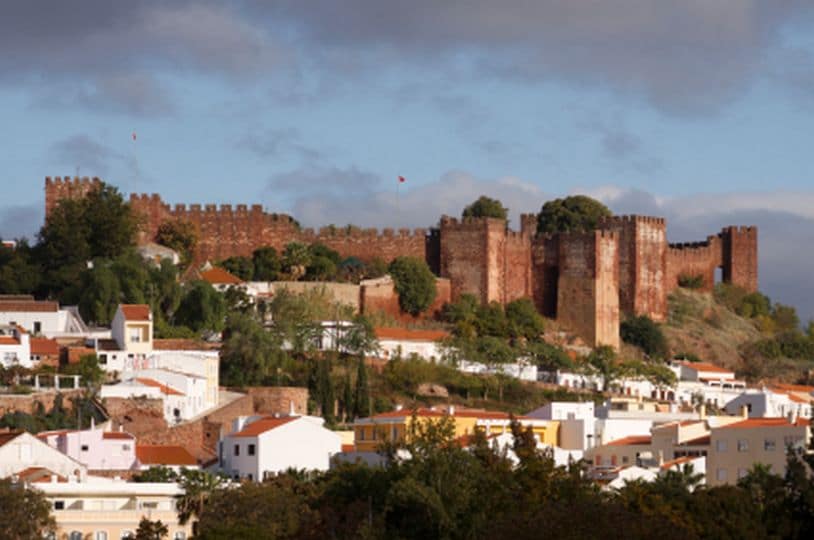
(39, 426, 138, 471)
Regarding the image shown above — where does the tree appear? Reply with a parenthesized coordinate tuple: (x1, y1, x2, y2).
(537, 195, 612, 235)
(505, 298, 545, 340)
(155, 219, 197, 267)
(772, 303, 800, 332)
(388, 256, 437, 316)
(133, 466, 178, 483)
(220, 312, 277, 387)
(177, 470, 224, 526)
(462, 196, 508, 220)
(218, 256, 254, 281)
(353, 355, 371, 419)
(62, 354, 105, 393)
(282, 242, 311, 280)
(0, 478, 56, 538)
(586, 345, 618, 392)
(174, 281, 226, 333)
(315, 358, 335, 423)
(76, 261, 122, 325)
(0, 240, 41, 295)
(133, 517, 169, 540)
(620, 315, 669, 359)
(82, 183, 138, 259)
(252, 246, 281, 281)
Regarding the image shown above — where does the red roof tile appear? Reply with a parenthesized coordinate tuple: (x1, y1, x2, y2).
(30, 337, 59, 355)
(680, 362, 732, 374)
(120, 304, 151, 321)
(679, 435, 711, 446)
(606, 435, 652, 446)
(0, 337, 20, 345)
(103, 431, 135, 440)
(200, 267, 243, 285)
(232, 416, 298, 437)
(341, 444, 355, 452)
(375, 327, 450, 342)
(719, 417, 804, 430)
(0, 431, 21, 447)
(136, 445, 197, 466)
(0, 300, 58, 312)
(135, 378, 185, 396)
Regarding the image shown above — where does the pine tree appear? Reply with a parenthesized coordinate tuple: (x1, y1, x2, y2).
(353, 356, 370, 419)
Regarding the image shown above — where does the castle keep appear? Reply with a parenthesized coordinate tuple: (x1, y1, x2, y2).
(45, 176, 758, 349)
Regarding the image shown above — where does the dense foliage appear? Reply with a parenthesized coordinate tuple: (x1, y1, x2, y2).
(0, 478, 56, 538)
(155, 219, 197, 267)
(620, 315, 669, 359)
(536, 195, 612, 235)
(388, 257, 437, 316)
(189, 419, 814, 540)
(461, 196, 509, 220)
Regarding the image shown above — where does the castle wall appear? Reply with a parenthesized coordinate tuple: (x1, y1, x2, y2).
(359, 276, 451, 322)
(556, 231, 620, 349)
(44, 176, 102, 219)
(665, 236, 722, 293)
(599, 216, 667, 322)
(439, 217, 490, 302)
(721, 226, 758, 293)
(531, 235, 560, 318)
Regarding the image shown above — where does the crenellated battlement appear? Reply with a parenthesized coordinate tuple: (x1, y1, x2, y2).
(599, 214, 666, 226)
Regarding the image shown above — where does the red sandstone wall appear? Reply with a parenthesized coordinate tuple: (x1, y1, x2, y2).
(665, 236, 722, 294)
(439, 217, 489, 302)
(45, 176, 102, 220)
(531, 235, 560, 317)
(556, 231, 620, 349)
(722, 226, 758, 292)
(360, 276, 451, 321)
(599, 216, 667, 322)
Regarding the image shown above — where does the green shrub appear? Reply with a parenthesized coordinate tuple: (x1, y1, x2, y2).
(388, 257, 437, 316)
(620, 315, 669, 359)
(677, 274, 704, 289)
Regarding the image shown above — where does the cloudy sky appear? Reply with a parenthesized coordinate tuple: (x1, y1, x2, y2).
(1, 1, 813, 322)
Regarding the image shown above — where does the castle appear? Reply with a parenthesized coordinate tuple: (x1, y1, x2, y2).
(45, 176, 758, 350)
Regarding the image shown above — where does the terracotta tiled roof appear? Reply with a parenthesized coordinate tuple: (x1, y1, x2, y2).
(200, 267, 243, 285)
(30, 337, 59, 355)
(136, 445, 197, 466)
(721, 417, 808, 429)
(786, 393, 809, 404)
(341, 444, 355, 452)
(153, 338, 218, 351)
(232, 416, 298, 437)
(660, 456, 697, 470)
(679, 435, 711, 446)
(96, 339, 120, 351)
(0, 300, 58, 312)
(0, 431, 21, 447)
(680, 362, 733, 374)
(369, 408, 444, 420)
(375, 327, 450, 342)
(103, 431, 135, 440)
(15, 467, 66, 483)
(120, 304, 151, 321)
(606, 435, 652, 446)
(366, 407, 527, 421)
(134, 378, 185, 396)
(772, 383, 814, 394)
(0, 337, 20, 345)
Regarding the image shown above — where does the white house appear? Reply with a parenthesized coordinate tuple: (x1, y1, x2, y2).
(101, 369, 207, 424)
(527, 401, 597, 450)
(374, 327, 450, 362)
(96, 304, 153, 373)
(724, 389, 812, 420)
(219, 415, 342, 481)
(0, 297, 90, 338)
(0, 324, 31, 368)
(38, 426, 137, 471)
(0, 431, 87, 480)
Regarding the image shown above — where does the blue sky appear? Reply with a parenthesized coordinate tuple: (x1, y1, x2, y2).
(1, 1, 813, 322)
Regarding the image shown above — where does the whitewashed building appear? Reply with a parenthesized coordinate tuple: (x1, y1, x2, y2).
(219, 415, 341, 481)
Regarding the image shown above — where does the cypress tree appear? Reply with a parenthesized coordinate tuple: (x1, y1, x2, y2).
(353, 356, 370, 418)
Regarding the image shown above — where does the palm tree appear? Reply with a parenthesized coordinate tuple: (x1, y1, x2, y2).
(176, 470, 224, 527)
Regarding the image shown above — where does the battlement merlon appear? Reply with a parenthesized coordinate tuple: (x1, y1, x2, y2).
(598, 214, 667, 227)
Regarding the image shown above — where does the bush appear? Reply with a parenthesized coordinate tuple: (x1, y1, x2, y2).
(505, 298, 545, 339)
(620, 316, 669, 359)
(462, 196, 509, 220)
(537, 195, 612, 234)
(677, 274, 704, 289)
(388, 257, 437, 316)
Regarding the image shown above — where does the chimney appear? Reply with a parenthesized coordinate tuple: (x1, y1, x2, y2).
(90, 417, 95, 430)
(658, 450, 664, 467)
(289, 400, 295, 416)
(699, 403, 706, 420)
(740, 405, 749, 419)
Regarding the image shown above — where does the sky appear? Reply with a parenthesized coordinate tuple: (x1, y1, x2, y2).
(1, 1, 813, 322)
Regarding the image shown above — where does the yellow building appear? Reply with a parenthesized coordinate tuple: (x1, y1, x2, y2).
(352, 406, 558, 452)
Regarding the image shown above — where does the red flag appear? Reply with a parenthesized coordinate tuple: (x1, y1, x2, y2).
(132, 131, 137, 141)
(398, 176, 406, 183)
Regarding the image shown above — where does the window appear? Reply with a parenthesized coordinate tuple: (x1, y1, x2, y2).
(34, 321, 41, 334)
(96, 532, 109, 540)
(81, 445, 89, 452)
(622, 456, 629, 464)
(122, 444, 131, 451)
(737, 439, 749, 452)
(54, 500, 65, 510)
(764, 439, 776, 451)
(716, 440, 727, 452)
(234, 444, 240, 456)
(70, 532, 83, 540)
(248, 444, 256, 456)
(99, 354, 107, 365)
(716, 468, 727, 482)
(129, 328, 141, 343)
(358, 428, 365, 441)
(174, 533, 187, 540)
